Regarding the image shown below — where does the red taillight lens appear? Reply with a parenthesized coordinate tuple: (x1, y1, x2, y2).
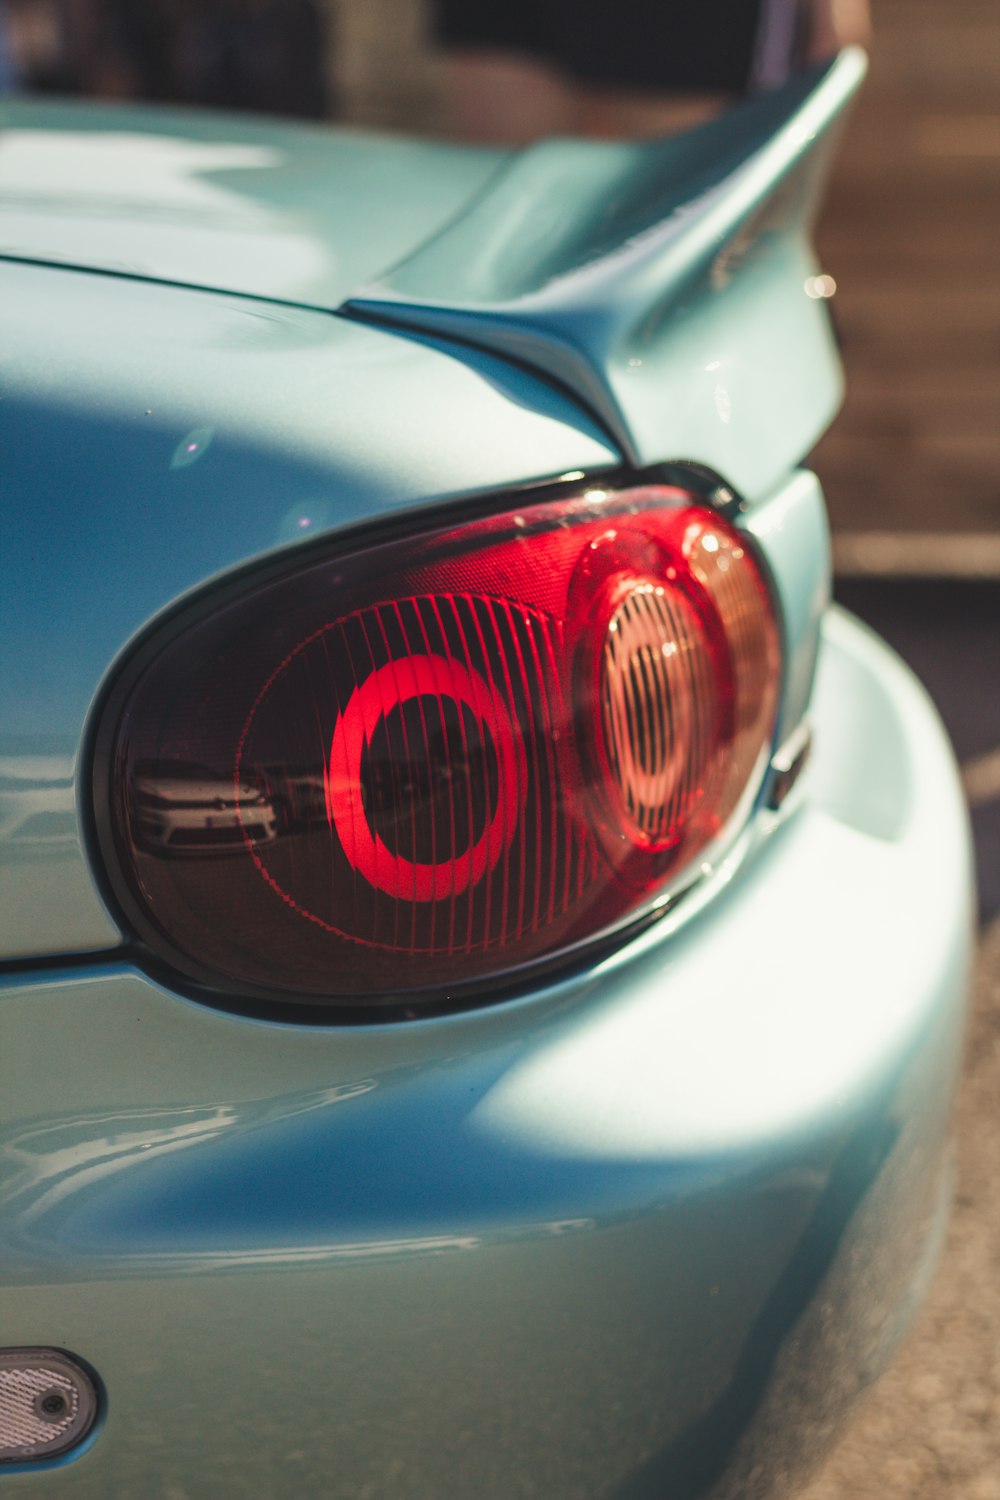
(96, 483, 779, 1008)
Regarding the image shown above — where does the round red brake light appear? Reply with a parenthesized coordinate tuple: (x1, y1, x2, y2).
(95, 482, 780, 1009)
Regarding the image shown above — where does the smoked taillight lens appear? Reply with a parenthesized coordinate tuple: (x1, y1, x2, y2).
(95, 483, 780, 1009)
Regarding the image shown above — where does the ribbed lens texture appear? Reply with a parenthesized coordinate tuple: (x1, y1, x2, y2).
(102, 486, 779, 1005)
(690, 522, 779, 830)
(237, 595, 597, 957)
(0, 1351, 97, 1463)
(601, 585, 715, 846)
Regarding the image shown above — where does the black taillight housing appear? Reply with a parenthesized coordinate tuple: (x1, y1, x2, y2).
(93, 482, 780, 1010)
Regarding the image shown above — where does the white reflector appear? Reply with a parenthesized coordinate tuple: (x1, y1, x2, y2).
(0, 1349, 97, 1463)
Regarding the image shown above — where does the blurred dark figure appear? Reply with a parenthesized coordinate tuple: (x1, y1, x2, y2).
(0, 2, 20, 90)
(5, 0, 330, 117)
(108, 0, 330, 117)
(433, 0, 871, 141)
(3, 0, 88, 92)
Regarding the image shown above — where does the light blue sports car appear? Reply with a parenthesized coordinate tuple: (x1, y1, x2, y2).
(0, 48, 974, 1499)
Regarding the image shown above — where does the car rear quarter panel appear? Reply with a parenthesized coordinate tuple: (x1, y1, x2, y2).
(0, 261, 828, 963)
(0, 262, 618, 958)
(0, 607, 973, 1498)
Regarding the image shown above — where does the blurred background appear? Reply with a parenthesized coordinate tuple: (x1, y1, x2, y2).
(2, 2, 998, 1494)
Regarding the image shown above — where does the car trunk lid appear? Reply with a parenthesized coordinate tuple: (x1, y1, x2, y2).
(0, 99, 510, 309)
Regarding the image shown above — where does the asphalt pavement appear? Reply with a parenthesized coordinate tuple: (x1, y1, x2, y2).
(800, 0, 999, 1475)
(791, 573, 1000, 1497)
(339, 0, 1000, 1485)
(135, 0, 1000, 1488)
(800, 912, 1000, 1500)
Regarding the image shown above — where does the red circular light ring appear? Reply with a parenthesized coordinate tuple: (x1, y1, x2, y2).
(103, 483, 781, 1004)
(327, 653, 525, 902)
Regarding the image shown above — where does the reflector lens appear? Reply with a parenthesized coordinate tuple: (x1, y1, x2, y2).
(0, 1350, 98, 1464)
(601, 582, 715, 847)
(97, 483, 780, 1006)
(326, 650, 519, 903)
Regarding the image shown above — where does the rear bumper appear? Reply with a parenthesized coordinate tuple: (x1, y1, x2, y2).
(0, 606, 974, 1498)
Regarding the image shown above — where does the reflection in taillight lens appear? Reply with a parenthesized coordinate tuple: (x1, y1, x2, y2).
(97, 483, 780, 1007)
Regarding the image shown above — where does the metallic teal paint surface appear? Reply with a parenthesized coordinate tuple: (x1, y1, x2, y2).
(0, 65, 854, 959)
(0, 261, 617, 959)
(0, 61, 975, 1495)
(0, 98, 509, 308)
(743, 468, 830, 749)
(0, 612, 972, 1497)
(1, 56, 864, 503)
(0, 232, 825, 962)
(349, 52, 867, 496)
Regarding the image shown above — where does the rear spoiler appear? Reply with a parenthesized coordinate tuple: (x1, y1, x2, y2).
(346, 50, 866, 501)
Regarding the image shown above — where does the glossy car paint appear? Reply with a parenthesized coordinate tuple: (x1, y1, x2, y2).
(0, 47, 974, 1499)
(0, 266, 617, 958)
(350, 52, 868, 497)
(0, 97, 509, 307)
(0, 57, 857, 961)
(0, 610, 972, 1497)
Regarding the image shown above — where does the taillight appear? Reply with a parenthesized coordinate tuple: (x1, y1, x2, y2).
(94, 482, 780, 1009)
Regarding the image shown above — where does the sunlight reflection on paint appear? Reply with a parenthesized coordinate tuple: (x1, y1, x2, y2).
(170, 426, 215, 470)
(276, 500, 336, 544)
